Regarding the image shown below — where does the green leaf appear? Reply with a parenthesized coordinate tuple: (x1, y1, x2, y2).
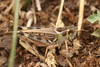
(87, 14, 99, 23)
(91, 29, 100, 37)
(93, 13, 97, 16)
(87, 10, 100, 24)
(97, 10, 100, 16)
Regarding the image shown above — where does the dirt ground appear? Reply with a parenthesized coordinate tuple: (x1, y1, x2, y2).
(0, 0, 100, 67)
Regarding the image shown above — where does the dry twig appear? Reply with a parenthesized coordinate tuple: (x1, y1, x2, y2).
(3, 0, 14, 15)
(65, 41, 73, 67)
(56, 0, 65, 27)
(65, 41, 68, 59)
(35, 0, 42, 11)
(66, 59, 73, 67)
(26, 10, 34, 27)
(78, 0, 85, 36)
(32, 0, 37, 25)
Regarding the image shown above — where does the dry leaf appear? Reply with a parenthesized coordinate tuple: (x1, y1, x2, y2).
(34, 62, 48, 67)
(45, 48, 57, 67)
(0, 56, 7, 66)
(56, 55, 68, 67)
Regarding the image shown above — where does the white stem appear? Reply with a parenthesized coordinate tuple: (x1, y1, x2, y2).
(56, 0, 65, 27)
(35, 0, 41, 11)
(78, 0, 85, 36)
(26, 18, 33, 27)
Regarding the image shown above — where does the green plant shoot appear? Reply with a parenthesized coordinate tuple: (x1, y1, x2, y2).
(87, 10, 100, 24)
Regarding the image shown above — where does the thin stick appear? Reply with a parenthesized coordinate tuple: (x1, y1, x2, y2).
(56, 0, 65, 27)
(32, 0, 37, 25)
(65, 41, 68, 59)
(3, 0, 14, 15)
(65, 41, 73, 67)
(66, 59, 73, 67)
(26, 17, 33, 27)
(35, 0, 42, 11)
(78, 0, 85, 36)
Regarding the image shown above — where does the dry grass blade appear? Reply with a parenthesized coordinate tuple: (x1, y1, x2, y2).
(65, 41, 73, 67)
(3, 0, 14, 15)
(32, 0, 37, 25)
(26, 10, 34, 27)
(66, 59, 73, 67)
(56, 0, 65, 27)
(78, 0, 85, 36)
(35, 0, 41, 11)
(65, 41, 68, 59)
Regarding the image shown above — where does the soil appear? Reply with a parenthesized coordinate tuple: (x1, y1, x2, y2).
(0, 0, 100, 67)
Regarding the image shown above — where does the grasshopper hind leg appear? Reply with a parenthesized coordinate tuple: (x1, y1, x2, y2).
(44, 44, 60, 59)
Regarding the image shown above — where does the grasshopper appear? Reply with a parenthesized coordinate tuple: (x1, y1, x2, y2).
(18, 25, 77, 60)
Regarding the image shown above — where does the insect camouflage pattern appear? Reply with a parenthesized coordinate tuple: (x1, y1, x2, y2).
(18, 25, 77, 60)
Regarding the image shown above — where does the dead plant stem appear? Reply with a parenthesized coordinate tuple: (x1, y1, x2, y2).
(32, 0, 37, 25)
(78, 0, 85, 36)
(35, 0, 41, 11)
(65, 41, 73, 67)
(56, 0, 65, 27)
(3, 0, 14, 15)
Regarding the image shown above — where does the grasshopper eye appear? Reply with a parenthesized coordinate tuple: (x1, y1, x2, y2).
(18, 26, 23, 30)
(56, 27, 65, 32)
